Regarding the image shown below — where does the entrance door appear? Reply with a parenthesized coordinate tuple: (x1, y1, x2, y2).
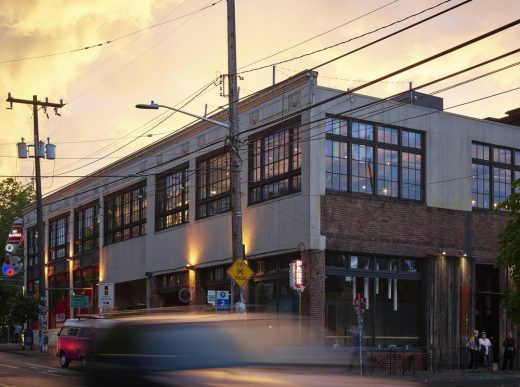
(475, 264, 501, 363)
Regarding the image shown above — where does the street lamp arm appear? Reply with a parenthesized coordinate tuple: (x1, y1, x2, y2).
(135, 101, 229, 129)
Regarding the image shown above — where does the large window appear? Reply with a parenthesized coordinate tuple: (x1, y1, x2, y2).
(74, 204, 99, 254)
(27, 225, 39, 267)
(325, 253, 423, 347)
(325, 117, 423, 201)
(196, 150, 230, 218)
(156, 165, 189, 231)
(49, 216, 69, 261)
(248, 117, 301, 204)
(472, 142, 520, 209)
(104, 184, 147, 245)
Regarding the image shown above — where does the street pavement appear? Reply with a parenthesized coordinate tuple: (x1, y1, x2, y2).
(2, 342, 520, 386)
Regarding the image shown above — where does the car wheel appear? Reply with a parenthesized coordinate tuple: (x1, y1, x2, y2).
(60, 353, 70, 368)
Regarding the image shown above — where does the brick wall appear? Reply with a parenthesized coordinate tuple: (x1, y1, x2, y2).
(321, 193, 508, 264)
(301, 249, 326, 343)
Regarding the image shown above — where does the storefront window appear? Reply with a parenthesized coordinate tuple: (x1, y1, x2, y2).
(325, 252, 423, 348)
(253, 278, 294, 314)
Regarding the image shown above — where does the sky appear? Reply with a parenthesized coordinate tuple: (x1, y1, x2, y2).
(0, 0, 518, 195)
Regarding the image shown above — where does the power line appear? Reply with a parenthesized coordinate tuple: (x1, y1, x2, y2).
(0, 0, 223, 65)
(238, 0, 466, 75)
(238, 0, 399, 70)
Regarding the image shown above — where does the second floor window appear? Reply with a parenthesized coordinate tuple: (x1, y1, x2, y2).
(27, 226, 38, 267)
(49, 216, 68, 260)
(74, 204, 99, 254)
(325, 117, 423, 201)
(249, 117, 302, 204)
(104, 184, 147, 245)
(196, 151, 230, 218)
(472, 142, 520, 209)
(156, 166, 189, 231)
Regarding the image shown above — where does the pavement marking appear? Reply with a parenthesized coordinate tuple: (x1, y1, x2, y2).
(0, 364, 19, 369)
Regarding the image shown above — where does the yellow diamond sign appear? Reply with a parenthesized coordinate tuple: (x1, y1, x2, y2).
(227, 258, 254, 288)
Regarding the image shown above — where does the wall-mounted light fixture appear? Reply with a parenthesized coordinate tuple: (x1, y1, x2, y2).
(441, 249, 446, 256)
(461, 250, 467, 257)
(185, 263, 195, 271)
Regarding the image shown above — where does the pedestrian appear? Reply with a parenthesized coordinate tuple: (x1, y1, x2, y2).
(503, 332, 516, 371)
(479, 331, 492, 370)
(14, 325, 21, 343)
(466, 329, 480, 370)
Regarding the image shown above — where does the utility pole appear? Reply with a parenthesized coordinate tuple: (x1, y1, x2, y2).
(226, 0, 245, 310)
(6, 94, 64, 352)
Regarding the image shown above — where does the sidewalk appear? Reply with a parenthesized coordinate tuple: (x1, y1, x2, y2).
(0, 342, 55, 358)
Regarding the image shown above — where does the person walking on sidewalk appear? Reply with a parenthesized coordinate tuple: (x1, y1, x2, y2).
(479, 332, 492, 370)
(503, 332, 516, 370)
(467, 329, 481, 370)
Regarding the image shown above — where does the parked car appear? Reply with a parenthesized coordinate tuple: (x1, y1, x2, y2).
(56, 317, 113, 368)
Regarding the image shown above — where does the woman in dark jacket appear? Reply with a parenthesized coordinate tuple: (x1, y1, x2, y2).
(503, 332, 516, 370)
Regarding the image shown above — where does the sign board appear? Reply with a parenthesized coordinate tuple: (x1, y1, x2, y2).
(216, 290, 230, 311)
(226, 258, 254, 288)
(289, 259, 305, 292)
(98, 283, 114, 313)
(178, 288, 191, 303)
(71, 295, 89, 308)
(207, 290, 216, 305)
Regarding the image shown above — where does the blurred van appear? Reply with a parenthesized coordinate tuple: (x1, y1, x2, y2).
(56, 317, 113, 367)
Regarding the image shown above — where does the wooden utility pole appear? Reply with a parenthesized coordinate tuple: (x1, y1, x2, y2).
(226, 0, 244, 308)
(6, 94, 64, 350)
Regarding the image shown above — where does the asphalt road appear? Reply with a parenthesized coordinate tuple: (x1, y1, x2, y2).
(0, 348, 83, 387)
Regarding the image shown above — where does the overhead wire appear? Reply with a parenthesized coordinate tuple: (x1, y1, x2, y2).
(238, 0, 466, 75)
(0, 0, 224, 65)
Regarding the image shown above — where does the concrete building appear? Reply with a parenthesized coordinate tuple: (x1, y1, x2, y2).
(23, 71, 520, 361)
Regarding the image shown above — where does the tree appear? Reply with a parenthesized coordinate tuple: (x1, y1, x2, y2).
(8, 293, 39, 327)
(0, 177, 34, 249)
(496, 179, 520, 323)
(0, 178, 35, 340)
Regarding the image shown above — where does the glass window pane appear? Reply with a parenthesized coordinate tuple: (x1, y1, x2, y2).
(377, 126, 398, 145)
(352, 121, 373, 140)
(327, 117, 348, 136)
(350, 256, 371, 270)
(494, 147, 512, 164)
(402, 130, 421, 149)
(351, 144, 374, 193)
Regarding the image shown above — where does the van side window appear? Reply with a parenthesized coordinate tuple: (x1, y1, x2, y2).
(78, 328, 92, 338)
(67, 328, 79, 337)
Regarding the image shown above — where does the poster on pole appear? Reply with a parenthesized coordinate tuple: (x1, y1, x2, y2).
(98, 283, 114, 313)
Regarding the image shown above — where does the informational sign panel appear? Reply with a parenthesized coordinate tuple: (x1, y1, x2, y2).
(71, 295, 89, 308)
(207, 290, 216, 305)
(98, 283, 114, 313)
(216, 290, 230, 311)
(226, 258, 254, 288)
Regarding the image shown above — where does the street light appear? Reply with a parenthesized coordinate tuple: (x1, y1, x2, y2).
(135, 99, 245, 312)
(135, 101, 229, 129)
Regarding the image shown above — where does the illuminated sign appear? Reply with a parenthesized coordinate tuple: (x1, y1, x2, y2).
(290, 259, 305, 292)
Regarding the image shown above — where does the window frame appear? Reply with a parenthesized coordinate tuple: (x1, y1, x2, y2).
(48, 214, 69, 261)
(471, 141, 520, 210)
(248, 116, 302, 205)
(74, 202, 99, 254)
(27, 225, 39, 267)
(104, 182, 147, 246)
(155, 163, 190, 231)
(196, 148, 231, 219)
(325, 115, 424, 201)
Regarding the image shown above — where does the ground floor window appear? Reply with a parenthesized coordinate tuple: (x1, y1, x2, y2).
(48, 274, 70, 329)
(326, 275, 423, 348)
(251, 278, 295, 314)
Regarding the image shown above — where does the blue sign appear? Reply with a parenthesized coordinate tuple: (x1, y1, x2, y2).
(216, 290, 230, 311)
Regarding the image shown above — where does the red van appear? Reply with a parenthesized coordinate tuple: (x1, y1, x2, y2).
(56, 317, 112, 367)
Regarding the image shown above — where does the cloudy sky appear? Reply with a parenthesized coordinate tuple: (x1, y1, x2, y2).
(0, 0, 518, 195)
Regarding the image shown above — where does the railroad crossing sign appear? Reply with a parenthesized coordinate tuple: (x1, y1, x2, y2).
(226, 258, 254, 288)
